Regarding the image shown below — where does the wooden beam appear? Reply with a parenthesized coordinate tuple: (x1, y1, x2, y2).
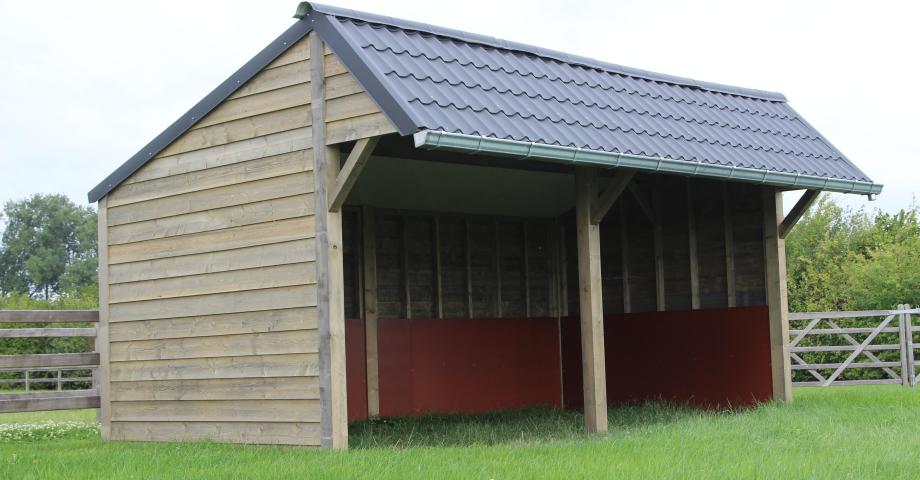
(574, 166, 608, 433)
(763, 188, 793, 402)
(723, 184, 736, 308)
(328, 137, 380, 212)
(619, 201, 631, 314)
(96, 196, 111, 440)
(361, 206, 380, 418)
(627, 182, 655, 224)
(687, 180, 700, 310)
(0, 391, 100, 413)
(591, 171, 635, 224)
(0, 328, 96, 338)
(0, 310, 98, 323)
(0, 353, 99, 369)
(653, 183, 665, 311)
(779, 189, 820, 239)
(311, 32, 348, 450)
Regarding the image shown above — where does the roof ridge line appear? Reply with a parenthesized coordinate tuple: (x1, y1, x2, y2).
(295, 2, 787, 103)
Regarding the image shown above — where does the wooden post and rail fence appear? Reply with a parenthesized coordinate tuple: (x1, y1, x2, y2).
(0, 310, 101, 413)
(0, 306, 917, 414)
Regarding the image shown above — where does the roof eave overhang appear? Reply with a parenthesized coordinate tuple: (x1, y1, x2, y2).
(413, 130, 883, 196)
(87, 20, 315, 203)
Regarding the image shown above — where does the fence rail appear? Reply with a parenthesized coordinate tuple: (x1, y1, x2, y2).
(0, 310, 100, 413)
(789, 304, 919, 387)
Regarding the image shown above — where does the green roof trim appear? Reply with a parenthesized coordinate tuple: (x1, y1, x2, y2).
(413, 130, 883, 196)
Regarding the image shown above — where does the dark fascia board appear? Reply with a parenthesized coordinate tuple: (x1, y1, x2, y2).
(296, 2, 786, 102)
(302, 6, 418, 135)
(87, 20, 314, 203)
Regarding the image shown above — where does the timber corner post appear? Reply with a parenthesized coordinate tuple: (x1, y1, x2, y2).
(96, 196, 112, 440)
(574, 166, 609, 433)
(310, 31, 349, 450)
(763, 188, 793, 403)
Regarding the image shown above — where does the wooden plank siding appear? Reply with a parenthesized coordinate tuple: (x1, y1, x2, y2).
(97, 36, 395, 446)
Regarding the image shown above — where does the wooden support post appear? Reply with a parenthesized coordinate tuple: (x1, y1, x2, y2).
(619, 202, 631, 314)
(24, 371, 30, 393)
(652, 183, 665, 311)
(687, 181, 700, 310)
(779, 189, 820, 239)
(362, 206, 380, 417)
(96, 196, 111, 439)
(906, 305, 916, 387)
(574, 166, 608, 433)
(311, 32, 348, 449)
(900, 305, 911, 387)
(763, 188, 793, 403)
(723, 184, 736, 308)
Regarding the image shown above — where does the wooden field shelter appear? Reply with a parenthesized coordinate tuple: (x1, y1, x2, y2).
(87, 3, 881, 448)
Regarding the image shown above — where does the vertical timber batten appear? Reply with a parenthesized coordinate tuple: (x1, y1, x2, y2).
(311, 32, 348, 449)
(96, 197, 112, 440)
(574, 166, 608, 433)
(362, 206, 380, 418)
(763, 188, 793, 402)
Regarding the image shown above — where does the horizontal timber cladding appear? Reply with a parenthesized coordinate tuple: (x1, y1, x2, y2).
(561, 175, 767, 315)
(110, 422, 321, 446)
(100, 35, 322, 445)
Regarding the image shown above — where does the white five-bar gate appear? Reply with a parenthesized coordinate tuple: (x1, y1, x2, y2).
(789, 305, 918, 387)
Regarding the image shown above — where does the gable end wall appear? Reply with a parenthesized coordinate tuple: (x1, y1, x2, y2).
(97, 34, 395, 446)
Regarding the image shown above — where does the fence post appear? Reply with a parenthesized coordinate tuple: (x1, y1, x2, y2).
(900, 304, 911, 387)
(907, 305, 916, 388)
(24, 371, 30, 392)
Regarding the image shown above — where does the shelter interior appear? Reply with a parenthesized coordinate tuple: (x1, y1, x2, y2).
(336, 134, 774, 420)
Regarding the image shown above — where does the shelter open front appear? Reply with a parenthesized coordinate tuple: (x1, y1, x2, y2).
(338, 138, 775, 421)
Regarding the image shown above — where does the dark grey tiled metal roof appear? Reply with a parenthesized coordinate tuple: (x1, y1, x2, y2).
(308, 3, 872, 184)
(89, 3, 878, 203)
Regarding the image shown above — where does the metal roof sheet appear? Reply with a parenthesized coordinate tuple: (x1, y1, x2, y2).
(88, 3, 879, 202)
(306, 2, 873, 185)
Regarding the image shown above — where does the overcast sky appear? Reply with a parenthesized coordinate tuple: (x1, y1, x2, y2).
(1, 0, 917, 217)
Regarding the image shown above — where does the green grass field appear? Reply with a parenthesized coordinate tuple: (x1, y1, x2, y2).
(0, 386, 918, 479)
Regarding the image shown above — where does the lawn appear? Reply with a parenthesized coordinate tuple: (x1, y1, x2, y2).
(0, 386, 918, 479)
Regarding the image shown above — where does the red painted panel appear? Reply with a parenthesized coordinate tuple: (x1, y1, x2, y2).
(376, 317, 562, 417)
(561, 306, 773, 409)
(345, 318, 367, 421)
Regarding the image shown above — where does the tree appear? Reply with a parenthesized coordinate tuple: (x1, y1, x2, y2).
(0, 194, 97, 299)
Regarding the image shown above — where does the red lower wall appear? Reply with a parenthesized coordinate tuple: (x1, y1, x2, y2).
(378, 317, 563, 417)
(345, 319, 368, 421)
(344, 306, 773, 420)
(561, 306, 773, 409)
